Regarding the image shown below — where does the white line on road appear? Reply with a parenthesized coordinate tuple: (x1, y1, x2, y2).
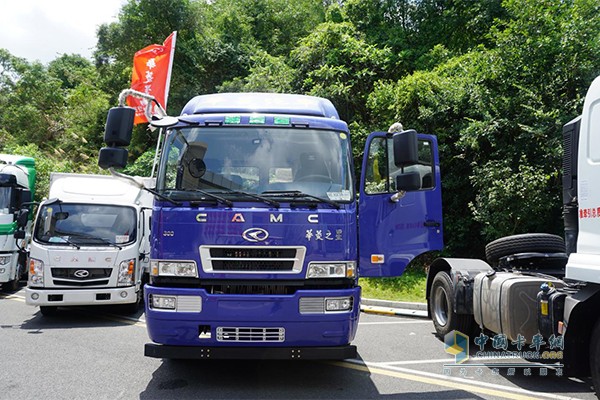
(334, 359, 584, 400)
(359, 320, 432, 325)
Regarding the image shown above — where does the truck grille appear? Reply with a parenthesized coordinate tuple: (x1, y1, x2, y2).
(51, 268, 112, 280)
(200, 246, 305, 273)
(216, 327, 285, 342)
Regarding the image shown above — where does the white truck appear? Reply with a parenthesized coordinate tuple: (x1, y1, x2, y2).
(426, 75, 600, 395)
(0, 154, 35, 292)
(25, 173, 154, 315)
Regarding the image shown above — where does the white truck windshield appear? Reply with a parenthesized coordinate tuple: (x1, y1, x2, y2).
(34, 204, 136, 246)
(157, 127, 353, 202)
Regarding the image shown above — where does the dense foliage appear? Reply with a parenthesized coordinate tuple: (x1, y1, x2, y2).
(1, 0, 599, 258)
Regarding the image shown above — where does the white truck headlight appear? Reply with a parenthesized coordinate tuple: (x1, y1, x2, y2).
(28, 258, 44, 287)
(117, 258, 135, 286)
(150, 260, 198, 277)
(0, 255, 11, 265)
(306, 262, 356, 279)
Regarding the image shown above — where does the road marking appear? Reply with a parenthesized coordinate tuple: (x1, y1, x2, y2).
(0, 293, 25, 302)
(331, 360, 583, 400)
(374, 356, 523, 366)
(359, 320, 431, 325)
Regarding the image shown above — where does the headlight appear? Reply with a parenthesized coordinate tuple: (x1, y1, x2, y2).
(28, 258, 44, 287)
(0, 255, 11, 265)
(150, 260, 198, 277)
(117, 258, 135, 286)
(306, 262, 356, 279)
(150, 294, 176, 310)
(326, 297, 353, 312)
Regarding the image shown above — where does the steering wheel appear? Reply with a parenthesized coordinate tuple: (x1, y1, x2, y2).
(295, 174, 333, 183)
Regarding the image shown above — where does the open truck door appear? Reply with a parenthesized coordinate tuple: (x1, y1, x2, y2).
(358, 130, 443, 277)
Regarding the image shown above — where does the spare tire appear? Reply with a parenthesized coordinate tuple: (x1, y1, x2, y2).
(485, 233, 565, 264)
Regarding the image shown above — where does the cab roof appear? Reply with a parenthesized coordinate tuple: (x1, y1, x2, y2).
(181, 93, 340, 120)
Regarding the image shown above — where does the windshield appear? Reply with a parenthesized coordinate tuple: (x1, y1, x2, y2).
(156, 127, 353, 202)
(0, 187, 13, 213)
(34, 203, 137, 246)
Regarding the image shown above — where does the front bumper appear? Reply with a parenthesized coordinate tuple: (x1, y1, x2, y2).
(25, 286, 138, 306)
(145, 343, 357, 360)
(145, 285, 361, 350)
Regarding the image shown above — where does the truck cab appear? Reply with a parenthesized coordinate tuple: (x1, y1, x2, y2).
(0, 155, 35, 292)
(99, 92, 443, 359)
(25, 173, 153, 315)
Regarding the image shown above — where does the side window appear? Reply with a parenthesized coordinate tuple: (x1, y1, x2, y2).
(365, 138, 389, 194)
(365, 137, 434, 194)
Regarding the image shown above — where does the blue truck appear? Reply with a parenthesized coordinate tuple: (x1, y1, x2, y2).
(99, 91, 443, 359)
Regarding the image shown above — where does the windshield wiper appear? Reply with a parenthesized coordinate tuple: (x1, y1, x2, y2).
(214, 190, 280, 208)
(187, 189, 233, 207)
(45, 234, 81, 249)
(145, 187, 182, 206)
(56, 230, 123, 249)
(261, 190, 340, 209)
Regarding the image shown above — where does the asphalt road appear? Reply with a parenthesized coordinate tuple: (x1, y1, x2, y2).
(0, 286, 596, 400)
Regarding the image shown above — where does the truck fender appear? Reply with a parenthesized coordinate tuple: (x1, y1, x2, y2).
(426, 258, 493, 317)
(562, 283, 600, 377)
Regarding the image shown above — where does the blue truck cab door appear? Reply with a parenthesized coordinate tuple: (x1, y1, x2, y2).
(358, 131, 443, 277)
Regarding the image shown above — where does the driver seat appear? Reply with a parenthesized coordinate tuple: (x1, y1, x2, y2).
(294, 152, 330, 182)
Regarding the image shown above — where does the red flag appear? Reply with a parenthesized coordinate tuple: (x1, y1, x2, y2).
(128, 32, 176, 124)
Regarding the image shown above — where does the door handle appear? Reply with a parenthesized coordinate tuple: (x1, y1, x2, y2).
(424, 220, 441, 228)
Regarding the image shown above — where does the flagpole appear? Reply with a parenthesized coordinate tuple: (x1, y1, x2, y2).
(163, 31, 177, 110)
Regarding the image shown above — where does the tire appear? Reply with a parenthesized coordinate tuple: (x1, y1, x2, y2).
(40, 306, 58, 316)
(591, 319, 600, 398)
(429, 271, 475, 339)
(485, 233, 565, 264)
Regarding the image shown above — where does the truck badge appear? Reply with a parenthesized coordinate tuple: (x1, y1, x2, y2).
(242, 228, 269, 242)
(74, 270, 90, 278)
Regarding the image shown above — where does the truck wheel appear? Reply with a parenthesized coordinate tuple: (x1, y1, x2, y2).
(591, 320, 600, 397)
(430, 271, 474, 339)
(485, 233, 565, 264)
(40, 306, 58, 316)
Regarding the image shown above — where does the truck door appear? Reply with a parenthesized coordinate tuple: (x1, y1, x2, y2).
(358, 132, 443, 277)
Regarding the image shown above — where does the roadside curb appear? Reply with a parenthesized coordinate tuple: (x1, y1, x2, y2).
(360, 298, 429, 318)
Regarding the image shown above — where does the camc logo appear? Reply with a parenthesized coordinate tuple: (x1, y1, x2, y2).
(73, 269, 90, 278)
(242, 228, 269, 242)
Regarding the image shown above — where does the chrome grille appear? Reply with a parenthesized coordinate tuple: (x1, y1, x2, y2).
(216, 327, 285, 342)
(200, 246, 305, 273)
(299, 297, 325, 314)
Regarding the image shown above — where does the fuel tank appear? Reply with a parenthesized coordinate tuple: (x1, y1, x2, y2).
(473, 271, 563, 343)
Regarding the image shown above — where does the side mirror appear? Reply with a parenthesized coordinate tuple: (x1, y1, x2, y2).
(14, 230, 25, 240)
(393, 130, 418, 167)
(98, 147, 129, 170)
(104, 107, 135, 147)
(16, 208, 29, 228)
(396, 171, 421, 192)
